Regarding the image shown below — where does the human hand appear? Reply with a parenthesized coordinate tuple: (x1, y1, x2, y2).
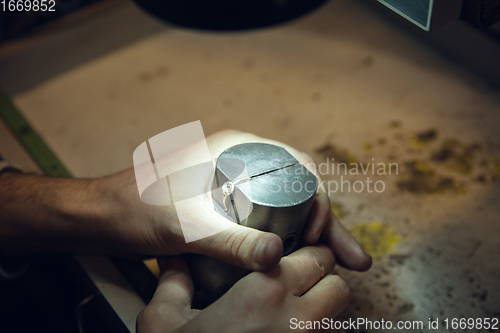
(93, 129, 372, 272)
(137, 245, 349, 333)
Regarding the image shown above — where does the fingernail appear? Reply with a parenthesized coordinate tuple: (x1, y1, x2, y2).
(357, 244, 373, 270)
(254, 236, 282, 270)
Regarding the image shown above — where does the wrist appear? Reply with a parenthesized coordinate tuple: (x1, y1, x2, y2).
(53, 176, 119, 254)
(91, 169, 182, 258)
(0, 172, 110, 255)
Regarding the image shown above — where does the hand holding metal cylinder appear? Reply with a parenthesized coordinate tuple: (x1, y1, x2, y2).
(186, 143, 318, 308)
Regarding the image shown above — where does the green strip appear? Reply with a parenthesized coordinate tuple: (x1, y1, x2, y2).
(0, 89, 72, 177)
(0, 89, 157, 319)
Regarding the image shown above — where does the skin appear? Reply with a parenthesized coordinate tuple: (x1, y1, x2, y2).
(0, 129, 371, 332)
(138, 246, 350, 333)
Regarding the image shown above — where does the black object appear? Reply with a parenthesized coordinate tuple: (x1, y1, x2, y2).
(460, 0, 500, 28)
(133, 0, 329, 31)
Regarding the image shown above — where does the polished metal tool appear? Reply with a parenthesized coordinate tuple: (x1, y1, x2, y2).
(186, 142, 318, 309)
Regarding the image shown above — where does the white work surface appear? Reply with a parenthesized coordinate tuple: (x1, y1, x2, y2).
(1, 0, 499, 332)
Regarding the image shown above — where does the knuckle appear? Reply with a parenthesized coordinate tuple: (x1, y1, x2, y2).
(303, 253, 326, 277)
(311, 251, 327, 274)
(302, 246, 333, 276)
(256, 279, 288, 306)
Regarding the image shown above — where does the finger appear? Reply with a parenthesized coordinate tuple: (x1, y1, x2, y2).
(320, 213, 372, 272)
(279, 245, 335, 296)
(303, 192, 331, 244)
(300, 275, 350, 321)
(297, 153, 331, 245)
(191, 224, 283, 271)
(137, 256, 198, 332)
(154, 256, 194, 307)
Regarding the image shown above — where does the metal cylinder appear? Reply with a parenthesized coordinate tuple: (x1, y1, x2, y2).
(186, 143, 318, 309)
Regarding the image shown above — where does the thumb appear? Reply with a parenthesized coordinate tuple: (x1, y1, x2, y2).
(188, 224, 283, 271)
